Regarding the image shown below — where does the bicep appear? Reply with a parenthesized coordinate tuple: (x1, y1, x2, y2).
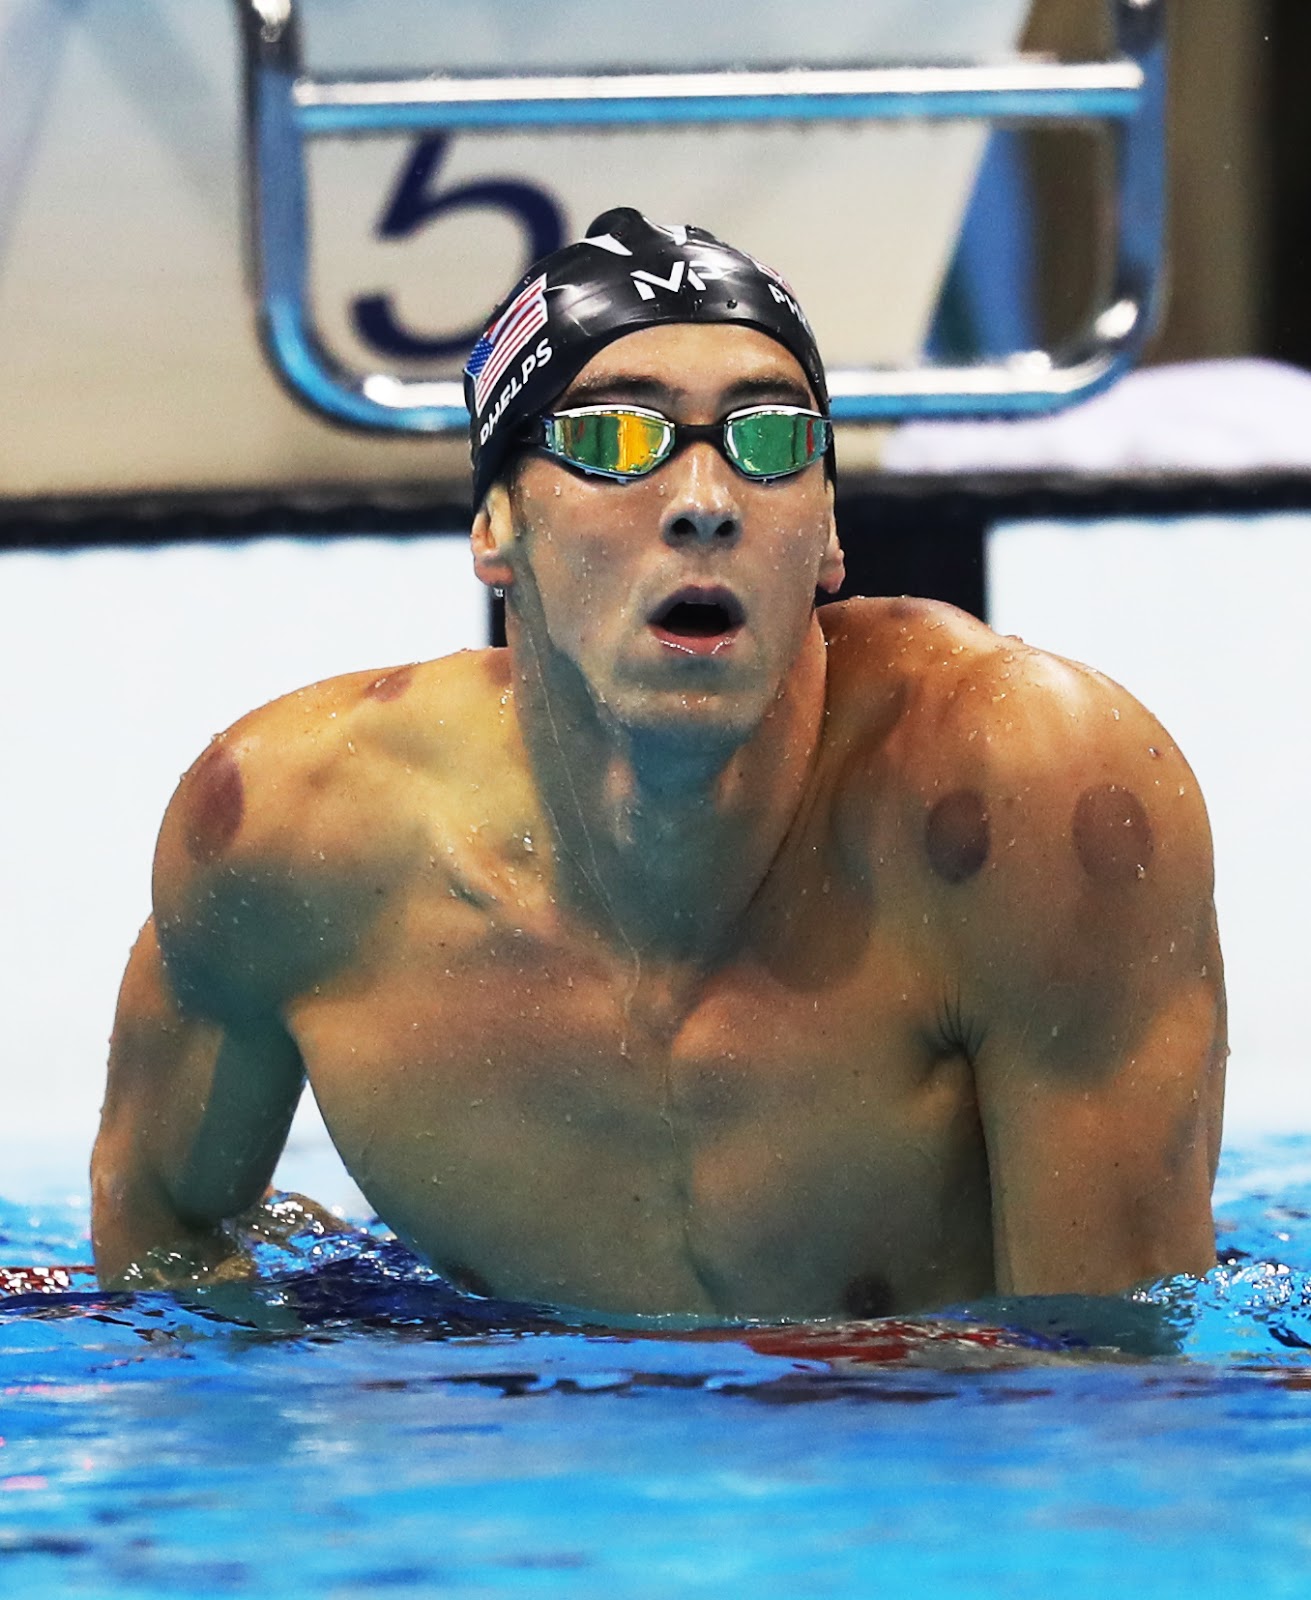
(92, 919, 306, 1281)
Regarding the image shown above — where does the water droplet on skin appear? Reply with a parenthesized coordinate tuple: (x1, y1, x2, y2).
(523, 833, 534, 853)
(1112, 708, 1121, 720)
(1149, 746, 1161, 758)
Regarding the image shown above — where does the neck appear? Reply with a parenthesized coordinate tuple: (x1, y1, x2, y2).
(507, 615, 829, 963)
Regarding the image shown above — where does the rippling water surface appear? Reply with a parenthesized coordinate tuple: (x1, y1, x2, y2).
(1, 1136, 1309, 1598)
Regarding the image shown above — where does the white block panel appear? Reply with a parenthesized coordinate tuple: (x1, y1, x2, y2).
(0, 535, 483, 1203)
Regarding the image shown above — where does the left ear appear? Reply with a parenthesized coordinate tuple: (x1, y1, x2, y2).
(816, 497, 845, 595)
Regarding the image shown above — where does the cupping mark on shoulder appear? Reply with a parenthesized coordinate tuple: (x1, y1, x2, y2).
(183, 742, 245, 862)
(925, 788, 991, 885)
(1072, 784, 1154, 885)
(362, 665, 416, 703)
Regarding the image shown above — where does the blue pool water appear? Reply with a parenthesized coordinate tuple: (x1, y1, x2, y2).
(1, 1137, 1309, 1598)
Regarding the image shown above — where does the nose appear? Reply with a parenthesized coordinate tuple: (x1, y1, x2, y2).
(660, 443, 741, 549)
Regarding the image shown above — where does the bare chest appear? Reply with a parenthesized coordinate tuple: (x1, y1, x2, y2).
(286, 867, 995, 1318)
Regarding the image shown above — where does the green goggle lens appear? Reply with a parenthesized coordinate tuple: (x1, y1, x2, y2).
(723, 409, 828, 478)
(537, 406, 829, 481)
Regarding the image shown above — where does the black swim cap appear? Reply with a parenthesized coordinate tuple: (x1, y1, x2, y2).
(464, 207, 828, 507)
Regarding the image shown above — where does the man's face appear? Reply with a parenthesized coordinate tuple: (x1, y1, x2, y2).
(474, 322, 844, 745)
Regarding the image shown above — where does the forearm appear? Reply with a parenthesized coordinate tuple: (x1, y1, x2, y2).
(94, 921, 305, 1287)
(90, 1062, 300, 1288)
(90, 1128, 258, 1288)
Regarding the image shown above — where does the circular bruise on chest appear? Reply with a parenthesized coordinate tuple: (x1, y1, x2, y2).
(1072, 783, 1154, 884)
(184, 743, 245, 862)
(925, 788, 991, 884)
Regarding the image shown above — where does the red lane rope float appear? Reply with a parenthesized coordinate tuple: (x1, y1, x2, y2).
(0, 1265, 97, 1298)
(742, 1318, 1037, 1366)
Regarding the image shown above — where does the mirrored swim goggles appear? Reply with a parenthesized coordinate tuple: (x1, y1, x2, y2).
(523, 404, 832, 483)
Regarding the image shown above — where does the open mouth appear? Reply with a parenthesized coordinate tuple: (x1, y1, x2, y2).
(648, 588, 746, 655)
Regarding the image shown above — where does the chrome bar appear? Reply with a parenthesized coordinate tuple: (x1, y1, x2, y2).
(238, 0, 467, 430)
(235, 0, 1167, 439)
(296, 62, 1146, 136)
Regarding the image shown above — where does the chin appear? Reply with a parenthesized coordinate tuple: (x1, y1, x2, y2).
(601, 680, 770, 751)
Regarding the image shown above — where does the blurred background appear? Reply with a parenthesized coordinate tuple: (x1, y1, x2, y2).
(0, 0, 1307, 1197)
(989, 0, 1270, 369)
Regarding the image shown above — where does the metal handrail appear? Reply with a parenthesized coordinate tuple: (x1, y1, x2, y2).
(236, 0, 1166, 435)
(295, 63, 1147, 132)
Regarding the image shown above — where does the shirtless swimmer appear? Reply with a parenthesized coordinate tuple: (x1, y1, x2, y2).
(92, 208, 1226, 1321)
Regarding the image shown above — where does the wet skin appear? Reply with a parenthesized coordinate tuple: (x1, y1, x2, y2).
(92, 326, 1226, 1319)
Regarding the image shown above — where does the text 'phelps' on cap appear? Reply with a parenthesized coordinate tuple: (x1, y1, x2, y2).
(464, 207, 828, 507)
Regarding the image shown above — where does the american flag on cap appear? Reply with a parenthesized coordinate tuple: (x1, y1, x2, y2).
(466, 274, 548, 416)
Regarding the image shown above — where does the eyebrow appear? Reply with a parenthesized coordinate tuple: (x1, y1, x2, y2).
(559, 371, 817, 413)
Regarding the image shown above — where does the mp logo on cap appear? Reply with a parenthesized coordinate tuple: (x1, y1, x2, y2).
(630, 259, 724, 301)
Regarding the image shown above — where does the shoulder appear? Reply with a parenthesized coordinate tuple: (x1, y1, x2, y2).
(822, 603, 1224, 1183)
(822, 594, 1214, 931)
(152, 647, 508, 1013)
(820, 594, 1009, 742)
(160, 649, 504, 868)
